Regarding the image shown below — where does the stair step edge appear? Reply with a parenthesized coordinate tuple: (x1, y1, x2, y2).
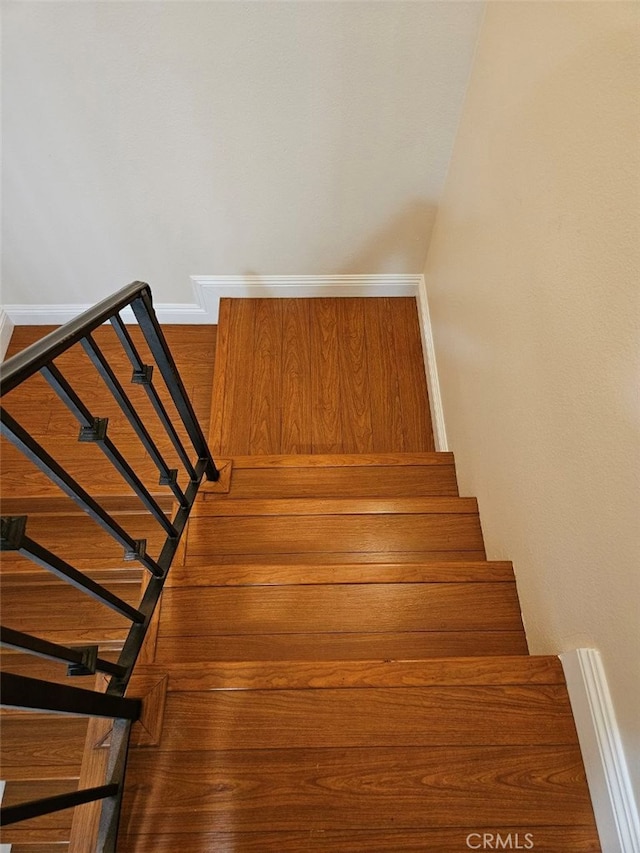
(133, 656, 563, 692)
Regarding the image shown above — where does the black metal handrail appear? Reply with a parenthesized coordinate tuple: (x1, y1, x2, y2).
(0, 281, 218, 851)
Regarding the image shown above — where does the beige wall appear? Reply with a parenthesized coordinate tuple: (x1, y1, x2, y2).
(1, 1, 483, 306)
(424, 1, 640, 799)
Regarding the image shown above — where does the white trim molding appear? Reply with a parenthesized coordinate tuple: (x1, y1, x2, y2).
(191, 274, 420, 322)
(0, 309, 15, 362)
(561, 648, 640, 853)
(3, 301, 207, 327)
(415, 275, 448, 452)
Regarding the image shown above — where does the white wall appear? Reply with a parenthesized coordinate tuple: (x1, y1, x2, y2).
(1, 0, 483, 306)
(424, 1, 640, 802)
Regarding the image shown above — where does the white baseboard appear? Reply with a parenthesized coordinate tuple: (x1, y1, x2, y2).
(0, 309, 15, 361)
(415, 275, 448, 451)
(2, 275, 419, 327)
(561, 648, 640, 853)
(191, 274, 420, 322)
(3, 301, 208, 326)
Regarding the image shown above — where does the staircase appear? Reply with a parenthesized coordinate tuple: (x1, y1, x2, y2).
(1, 296, 601, 851)
(117, 453, 600, 851)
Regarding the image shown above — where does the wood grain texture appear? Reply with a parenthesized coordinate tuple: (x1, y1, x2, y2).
(249, 299, 283, 455)
(227, 452, 454, 468)
(68, 676, 112, 853)
(207, 298, 434, 455)
(156, 685, 578, 749)
(154, 631, 529, 663)
(118, 827, 601, 853)
(187, 513, 485, 556)
(195, 497, 478, 517)
(281, 299, 312, 453)
(311, 298, 343, 452)
(207, 297, 231, 454)
(218, 300, 256, 456)
(0, 512, 167, 569)
(337, 299, 374, 453)
(362, 297, 406, 452)
(1, 581, 138, 637)
(121, 745, 596, 832)
(0, 779, 75, 843)
(203, 462, 459, 499)
(0, 717, 86, 780)
(183, 550, 488, 567)
(166, 560, 515, 587)
(157, 583, 523, 636)
(158, 656, 563, 692)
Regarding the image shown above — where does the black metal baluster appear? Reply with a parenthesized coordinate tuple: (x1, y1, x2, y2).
(0, 626, 126, 678)
(110, 313, 197, 483)
(81, 333, 190, 503)
(97, 717, 132, 852)
(1, 784, 119, 826)
(0, 671, 141, 719)
(105, 456, 207, 697)
(131, 290, 219, 481)
(0, 280, 220, 851)
(0, 411, 163, 577)
(0, 516, 145, 620)
(41, 363, 178, 536)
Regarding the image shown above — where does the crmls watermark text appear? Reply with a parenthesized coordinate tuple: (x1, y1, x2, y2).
(466, 832, 535, 850)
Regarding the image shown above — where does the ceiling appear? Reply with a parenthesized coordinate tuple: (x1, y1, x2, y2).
(1, 1, 485, 305)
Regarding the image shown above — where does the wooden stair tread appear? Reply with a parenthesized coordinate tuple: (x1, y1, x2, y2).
(187, 514, 485, 557)
(1, 779, 76, 843)
(204, 464, 459, 499)
(116, 827, 603, 853)
(1, 581, 140, 631)
(194, 496, 478, 516)
(121, 744, 595, 832)
(0, 717, 86, 780)
(159, 684, 579, 749)
(167, 559, 514, 586)
(183, 550, 488, 566)
(137, 655, 563, 691)
(155, 631, 529, 662)
(157, 582, 523, 636)
(215, 453, 455, 468)
(0, 564, 142, 585)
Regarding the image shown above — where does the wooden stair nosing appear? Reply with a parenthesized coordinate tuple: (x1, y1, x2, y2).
(192, 496, 478, 517)
(183, 550, 489, 566)
(186, 514, 486, 557)
(217, 452, 456, 469)
(157, 582, 524, 636)
(166, 559, 515, 587)
(135, 655, 563, 692)
(157, 683, 580, 750)
(154, 630, 530, 662)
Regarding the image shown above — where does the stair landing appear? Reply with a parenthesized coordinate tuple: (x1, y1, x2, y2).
(209, 297, 435, 456)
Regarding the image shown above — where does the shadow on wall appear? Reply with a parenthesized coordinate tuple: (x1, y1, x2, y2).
(241, 199, 438, 282)
(338, 199, 437, 276)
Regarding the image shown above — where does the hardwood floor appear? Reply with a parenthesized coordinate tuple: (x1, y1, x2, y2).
(1, 324, 216, 512)
(209, 298, 434, 455)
